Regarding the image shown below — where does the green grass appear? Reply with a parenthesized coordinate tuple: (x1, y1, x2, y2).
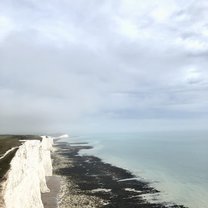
(0, 135, 21, 157)
(0, 148, 18, 181)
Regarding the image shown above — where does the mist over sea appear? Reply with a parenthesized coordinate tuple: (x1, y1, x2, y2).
(65, 131, 208, 208)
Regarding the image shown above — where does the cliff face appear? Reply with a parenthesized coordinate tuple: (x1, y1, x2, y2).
(3, 136, 53, 208)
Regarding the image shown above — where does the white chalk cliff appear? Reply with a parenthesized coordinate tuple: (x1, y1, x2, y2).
(3, 136, 54, 208)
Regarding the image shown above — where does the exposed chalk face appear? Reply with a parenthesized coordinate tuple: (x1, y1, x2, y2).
(41, 136, 53, 176)
(41, 136, 54, 151)
(3, 136, 54, 208)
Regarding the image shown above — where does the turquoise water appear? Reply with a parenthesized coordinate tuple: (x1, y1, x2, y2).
(66, 131, 208, 208)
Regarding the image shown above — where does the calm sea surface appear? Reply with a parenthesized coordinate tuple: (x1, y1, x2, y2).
(65, 131, 208, 208)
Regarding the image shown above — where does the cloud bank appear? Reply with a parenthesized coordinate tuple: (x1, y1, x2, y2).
(0, 0, 208, 133)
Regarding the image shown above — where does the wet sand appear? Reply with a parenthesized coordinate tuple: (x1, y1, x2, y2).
(53, 142, 187, 208)
(41, 176, 61, 208)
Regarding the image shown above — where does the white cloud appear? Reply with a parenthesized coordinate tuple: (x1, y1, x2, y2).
(0, 16, 15, 41)
(115, 17, 140, 40)
(183, 67, 202, 84)
(175, 37, 208, 53)
(35, 21, 78, 47)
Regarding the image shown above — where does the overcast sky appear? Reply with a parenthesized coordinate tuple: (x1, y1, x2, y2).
(0, 0, 208, 134)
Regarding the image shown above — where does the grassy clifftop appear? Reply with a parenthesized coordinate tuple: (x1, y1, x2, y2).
(0, 135, 41, 181)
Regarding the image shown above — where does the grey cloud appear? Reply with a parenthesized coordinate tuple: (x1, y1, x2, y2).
(0, 0, 208, 133)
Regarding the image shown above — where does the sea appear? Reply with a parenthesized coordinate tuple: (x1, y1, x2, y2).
(63, 131, 208, 208)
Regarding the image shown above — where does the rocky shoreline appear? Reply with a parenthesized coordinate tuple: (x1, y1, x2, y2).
(54, 141, 187, 208)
